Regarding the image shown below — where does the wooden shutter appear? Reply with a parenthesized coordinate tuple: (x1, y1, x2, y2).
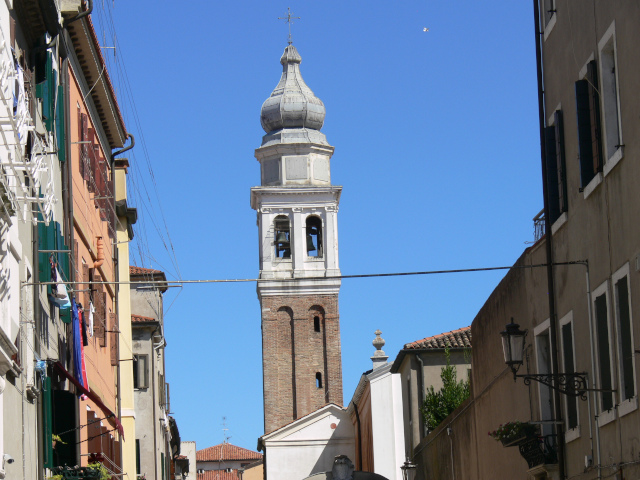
(554, 110, 568, 215)
(83, 264, 90, 310)
(42, 377, 54, 468)
(101, 291, 108, 347)
(586, 61, 603, 175)
(81, 113, 90, 182)
(77, 107, 84, 178)
(575, 79, 595, 187)
(56, 85, 66, 163)
(110, 313, 118, 366)
(87, 128, 96, 193)
(544, 125, 560, 224)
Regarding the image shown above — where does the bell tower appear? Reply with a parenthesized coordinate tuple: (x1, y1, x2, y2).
(251, 44, 343, 433)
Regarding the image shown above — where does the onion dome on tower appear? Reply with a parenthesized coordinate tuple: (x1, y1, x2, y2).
(260, 45, 326, 133)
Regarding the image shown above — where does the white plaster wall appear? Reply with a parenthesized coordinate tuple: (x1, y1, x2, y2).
(369, 368, 406, 480)
(264, 408, 355, 480)
(181, 441, 197, 480)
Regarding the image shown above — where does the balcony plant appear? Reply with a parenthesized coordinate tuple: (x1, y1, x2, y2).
(488, 421, 538, 447)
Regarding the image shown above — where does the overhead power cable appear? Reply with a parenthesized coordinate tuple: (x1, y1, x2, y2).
(21, 261, 587, 288)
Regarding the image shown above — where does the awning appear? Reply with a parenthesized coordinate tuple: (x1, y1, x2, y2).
(52, 361, 125, 439)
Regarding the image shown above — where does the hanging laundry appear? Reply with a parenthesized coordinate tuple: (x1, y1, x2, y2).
(88, 302, 95, 337)
(79, 308, 89, 346)
(71, 299, 87, 389)
(50, 266, 71, 309)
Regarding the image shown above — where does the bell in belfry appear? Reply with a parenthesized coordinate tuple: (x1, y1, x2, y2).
(306, 234, 316, 252)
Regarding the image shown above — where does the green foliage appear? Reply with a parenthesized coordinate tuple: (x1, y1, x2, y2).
(420, 346, 470, 431)
(87, 462, 110, 480)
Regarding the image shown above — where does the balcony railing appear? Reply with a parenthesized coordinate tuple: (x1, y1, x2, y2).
(533, 209, 545, 242)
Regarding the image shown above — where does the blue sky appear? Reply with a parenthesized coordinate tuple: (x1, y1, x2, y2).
(93, 1, 542, 451)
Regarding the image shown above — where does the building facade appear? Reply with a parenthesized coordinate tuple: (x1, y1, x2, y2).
(413, 2, 640, 479)
(131, 266, 173, 480)
(251, 43, 343, 434)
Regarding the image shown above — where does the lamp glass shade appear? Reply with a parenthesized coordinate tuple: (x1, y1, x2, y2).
(501, 321, 526, 366)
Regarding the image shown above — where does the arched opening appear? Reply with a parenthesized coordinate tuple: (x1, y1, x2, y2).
(274, 215, 291, 258)
(314, 316, 321, 332)
(306, 216, 323, 257)
(316, 372, 323, 388)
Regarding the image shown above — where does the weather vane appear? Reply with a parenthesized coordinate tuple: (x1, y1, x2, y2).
(278, 7, 300, 45)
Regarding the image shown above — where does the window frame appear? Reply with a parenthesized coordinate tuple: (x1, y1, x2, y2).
(598, 21, 624, 176)
(133, 354, 149, 389)
(612, 263, 637, 417)
(542, 0, 557, 41)
(559, 312, 580, 441)
(273, 215, 292, 260)
(534, 319, 555, 438)
(592, 280, 616, 426)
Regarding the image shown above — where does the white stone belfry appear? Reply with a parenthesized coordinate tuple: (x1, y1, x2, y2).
(251, 44, 341, 298)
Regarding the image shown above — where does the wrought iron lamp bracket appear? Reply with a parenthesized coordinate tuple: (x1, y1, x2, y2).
(513, 371, 590, 401)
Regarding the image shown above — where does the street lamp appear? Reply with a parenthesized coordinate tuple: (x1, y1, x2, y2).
(400, 458, 417, 480)
(500, 319, 590, 400)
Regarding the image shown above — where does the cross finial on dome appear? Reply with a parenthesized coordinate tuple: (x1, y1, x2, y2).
(278, 7, 300, 45)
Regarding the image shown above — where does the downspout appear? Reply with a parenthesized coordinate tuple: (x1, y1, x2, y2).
(152, 326, 159, 480)
(583, 263, 601, 479)
(63, 0, 93, 27)
(353, 403, 362, 469)
(415, 354, 427, 439)
(532, 1, 565, 478)
(111, 133, 135, 161)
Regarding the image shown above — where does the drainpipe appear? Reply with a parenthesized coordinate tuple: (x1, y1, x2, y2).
(532, 1, 565, 478)
(415, 354, 427, 439)
(583, 264, 601, 479)
(353, 403, 362, 469)
(111, 134, 135, 162)
(63, 0, 93, 27)
(93, 237, 104, 268)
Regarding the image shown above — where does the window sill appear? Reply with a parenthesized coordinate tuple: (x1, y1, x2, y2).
(551, 212, 567, 235)
(618, 396, 637, 418)
(543, 14, 557, 41)
(597, 408, 616, 427)
(564, 425, 580, 443)
(583, 172, 603, 199)
(603, 147, 624, 177)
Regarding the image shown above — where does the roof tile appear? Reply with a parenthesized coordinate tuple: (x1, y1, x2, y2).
(404, 326, 472, 350)
(130, 266, 163, 275)
(197, 471, 240, 480)
(196, 443, 262, 462)
(131, 314, 156, 323)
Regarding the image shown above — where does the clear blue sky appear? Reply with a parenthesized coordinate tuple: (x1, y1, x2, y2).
(93, 1, 541, 452)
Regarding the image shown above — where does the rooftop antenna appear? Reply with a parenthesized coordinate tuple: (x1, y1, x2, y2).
(278, 7, 300, 45)
(222, 416, 231, 444)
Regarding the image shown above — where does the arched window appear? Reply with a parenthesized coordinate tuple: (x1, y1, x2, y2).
(316, 372, 323, 388)
(314, 316, 321, 332)
(274, 216, 291, 258)
(306, 216, 323, 257)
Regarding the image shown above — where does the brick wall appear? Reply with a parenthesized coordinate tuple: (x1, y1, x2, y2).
(261, 294, 343, 433)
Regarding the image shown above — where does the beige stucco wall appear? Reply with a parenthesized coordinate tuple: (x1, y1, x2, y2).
(115, 163, 136, 480)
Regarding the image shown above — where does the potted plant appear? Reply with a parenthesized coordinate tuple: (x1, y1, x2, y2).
(488, 421, 538, 447)
(87, 462, 111, 480)
(52, 434, 66, 449)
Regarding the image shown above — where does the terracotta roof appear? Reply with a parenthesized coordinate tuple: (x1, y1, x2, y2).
(130, 266, 163, 275)
(404, 327, 472, 350)
(131, 314, 156, 323)
(196, 443, 262, 462)
(197, 471, 240, 480)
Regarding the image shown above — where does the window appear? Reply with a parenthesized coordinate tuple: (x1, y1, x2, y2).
(545, 110, 568, 224)
(306, 216, 323, 257)
(575, 60, 603, 188)
(316, 372, 323, 388)
(274, 216, 291, 259)
(534, 320, 555, 438)
(560, 313, 578, 433)
(542, 0, 556, 39)
(593, 282, 614, 413)
(314, 316, 321, 332)
(598, 24, 623, 171)
(136, 440, 141, 475)
(133, 354, 149, 389)
(613, 264, 635, 404)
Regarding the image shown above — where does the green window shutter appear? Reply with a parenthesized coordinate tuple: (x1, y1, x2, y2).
(37, 213, 50, 283)
(35, 51, 56, 131)
(42, 377, 54, 468)
(54, 222, 70, 283)
(56, 85, 66, 162)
